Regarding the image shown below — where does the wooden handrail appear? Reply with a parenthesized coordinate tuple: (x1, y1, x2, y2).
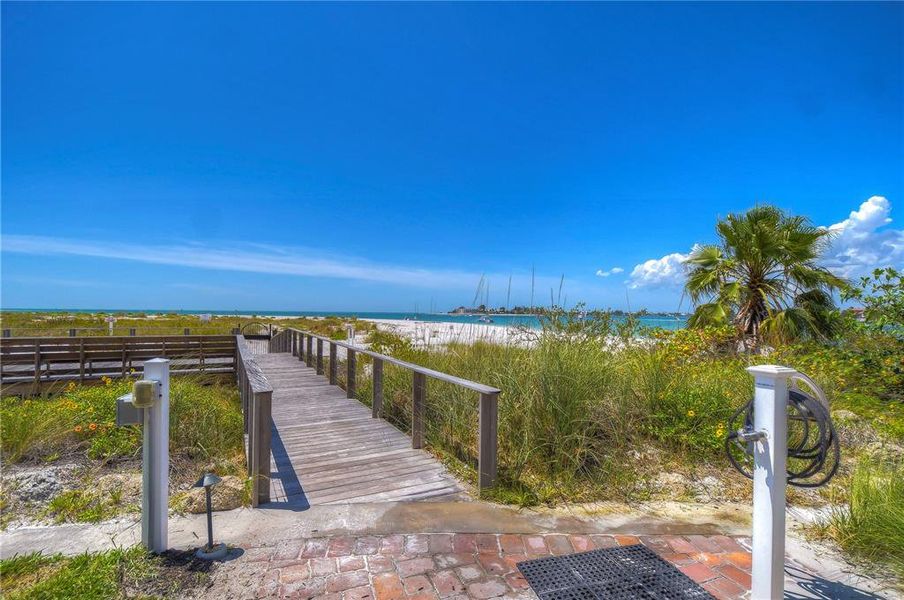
(1, 335, 237, 396)
(281, 328, 501, 395)
(235, 335, 273, 506)
(274, 327, 500, 490)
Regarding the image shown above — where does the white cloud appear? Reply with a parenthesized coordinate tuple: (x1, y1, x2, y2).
(822, 196, 904, 278)
(0, 234, 564, 295)
(595, 267, 624, 277)
(628, 248, 694, 289)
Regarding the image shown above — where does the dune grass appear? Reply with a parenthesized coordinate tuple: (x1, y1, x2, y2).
(345, 321, 904, 506)
(1, 376, 246, 524)
(1, 376, 244, 468)
(821, 459, 904, 578)
(347, 326, 754, 503)
(0, 311, 375, 338)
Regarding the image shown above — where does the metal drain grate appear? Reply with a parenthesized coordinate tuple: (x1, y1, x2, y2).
(517, 544, 715, 600)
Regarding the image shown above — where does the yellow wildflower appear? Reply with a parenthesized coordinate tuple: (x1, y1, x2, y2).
(74, 425, 83, 433)
(89, 423, 97, 431)
(687, 410, 696, 417)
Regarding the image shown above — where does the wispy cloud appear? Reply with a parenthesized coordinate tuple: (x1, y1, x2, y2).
(595, 267, 624, 278)
(2, 275, 114, 288)
(1, 235, 564, 295)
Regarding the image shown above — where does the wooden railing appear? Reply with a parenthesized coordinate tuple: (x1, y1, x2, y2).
(270, 328, 501, 490)
(0, 335, 237, 395)
(235, 335, 273, 506)
(3, 327, 218, 338)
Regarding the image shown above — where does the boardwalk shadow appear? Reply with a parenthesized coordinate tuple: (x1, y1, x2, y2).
(784, 565, 887, 599)
(264, 425, 310, 511)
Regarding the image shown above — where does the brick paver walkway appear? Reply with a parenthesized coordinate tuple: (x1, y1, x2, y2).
(218, 533, 752, 599)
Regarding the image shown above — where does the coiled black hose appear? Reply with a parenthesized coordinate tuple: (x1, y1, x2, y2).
(725, 387, 840, 488)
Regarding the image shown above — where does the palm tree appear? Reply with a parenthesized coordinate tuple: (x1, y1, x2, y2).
(684, 205, 847, 347)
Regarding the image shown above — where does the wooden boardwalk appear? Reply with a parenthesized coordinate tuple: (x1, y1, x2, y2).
(255, 352, 467, 507)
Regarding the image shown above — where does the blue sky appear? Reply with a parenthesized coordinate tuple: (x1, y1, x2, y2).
(2, 2, 902, 312)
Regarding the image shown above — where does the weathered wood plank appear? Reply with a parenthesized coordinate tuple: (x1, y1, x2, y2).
(255, 353, 465, 506)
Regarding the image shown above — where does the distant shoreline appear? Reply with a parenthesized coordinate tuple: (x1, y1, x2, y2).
(1, 307, 690, 319)
(1, 308, 689, 332)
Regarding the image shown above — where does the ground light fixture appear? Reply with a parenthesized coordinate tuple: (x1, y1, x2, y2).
(193, 472, 228, 560)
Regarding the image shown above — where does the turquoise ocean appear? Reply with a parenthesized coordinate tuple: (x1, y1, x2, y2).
(5, 309, 688, 331)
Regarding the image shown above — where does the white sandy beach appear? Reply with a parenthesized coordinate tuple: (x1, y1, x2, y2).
(363, 318, 534, 347)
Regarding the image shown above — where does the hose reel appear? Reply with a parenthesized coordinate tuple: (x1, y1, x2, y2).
(725, 373, 840, 488)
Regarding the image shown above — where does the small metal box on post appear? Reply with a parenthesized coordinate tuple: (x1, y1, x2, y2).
(116, 358, 170, 554)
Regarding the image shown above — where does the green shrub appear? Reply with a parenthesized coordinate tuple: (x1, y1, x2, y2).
(43, 489, 129, 524)
(635, 353, 749, 455)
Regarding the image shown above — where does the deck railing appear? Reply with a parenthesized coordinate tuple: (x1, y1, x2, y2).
(270, 328, 501, 490)
(0, 335, 237, 395)
(235, 335, 273, 506)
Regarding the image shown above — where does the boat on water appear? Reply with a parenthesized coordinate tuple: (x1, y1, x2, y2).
(478, 316, 494, 323)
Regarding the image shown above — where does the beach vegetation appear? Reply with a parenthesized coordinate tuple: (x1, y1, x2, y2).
(818, 458, 904, 578)
(0, 312, 374, 339)
(0, 377, 245, 525)
(345, 305, 902, 552)
(684, 205, 847, 348)
(0, 547, 212, 599)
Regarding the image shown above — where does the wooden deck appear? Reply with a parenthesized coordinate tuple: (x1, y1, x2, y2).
(256, 352, 467, 507)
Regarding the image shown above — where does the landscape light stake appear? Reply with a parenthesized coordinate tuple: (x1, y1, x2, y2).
(193, 472, 227, 560)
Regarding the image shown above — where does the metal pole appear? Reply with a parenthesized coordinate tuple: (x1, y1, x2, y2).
(746, 365, 795, 600)
(142, 358, 170, 553)
(205, 487, 214, 550)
